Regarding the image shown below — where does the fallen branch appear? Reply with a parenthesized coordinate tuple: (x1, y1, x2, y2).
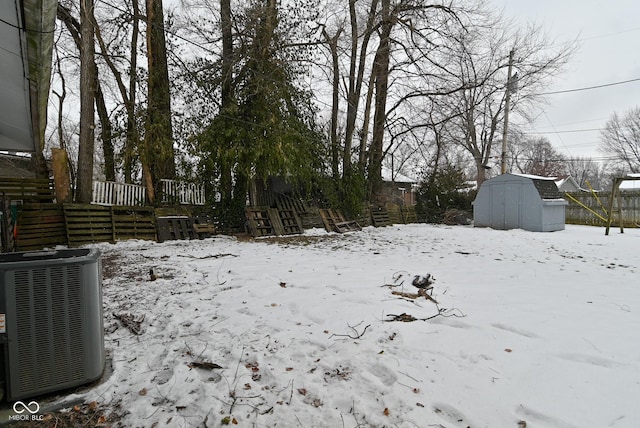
(179, 253, 238, 259)
(113, 312, 144, 335)
(391, 288, 438, 304)
(385, 306, 466, 323)
(329, 323, 371, 339)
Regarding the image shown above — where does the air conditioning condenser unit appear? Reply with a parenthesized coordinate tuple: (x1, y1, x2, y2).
(0, 248, 105, 401)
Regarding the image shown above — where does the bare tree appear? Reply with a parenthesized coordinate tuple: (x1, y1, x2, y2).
(145, 0, 176, 202)
(599, 107, 640, 173)
(76, 0, 96, 203)
(509, 134, 566, 177)
(564, 156, 607, 190)
(446, 14, 575, 186)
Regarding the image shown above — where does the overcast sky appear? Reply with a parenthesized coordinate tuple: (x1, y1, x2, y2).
(496, 0, 640, 163)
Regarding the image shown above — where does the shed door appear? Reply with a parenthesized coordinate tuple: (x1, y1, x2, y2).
(491, 181, 521, 229)
(490, 184, 505, 228)
(505, 182, 521, 229)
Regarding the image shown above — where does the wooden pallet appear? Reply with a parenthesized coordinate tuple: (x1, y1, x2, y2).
(277, 208, 303, 235)
(246, 207, 277, 237)
(157, 216, 197, 242)
(245, 207, 304, 237)
(193, 221, 216, 238)
(371, 207, 391, 227)
(318, 208, 361, 233)
(275, 194, 309, 215)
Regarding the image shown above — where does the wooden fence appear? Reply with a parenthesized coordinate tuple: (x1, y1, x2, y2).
(564, 191, 640, 227)
(14, 203, 156, 250)
(63, 204, 156, 246)
(92, 180, 146, 206)
(0, 177, 55, 202)
(92, 179, 206, 206)
(160, 179, 205, 205)
(14, 203, 66, 251)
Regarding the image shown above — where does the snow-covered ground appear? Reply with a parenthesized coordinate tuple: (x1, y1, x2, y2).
(77, 224, 638, 427)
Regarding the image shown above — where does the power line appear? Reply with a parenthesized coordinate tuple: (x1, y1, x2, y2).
(522, 128, 603, 135)
(541, 77, 640, 95)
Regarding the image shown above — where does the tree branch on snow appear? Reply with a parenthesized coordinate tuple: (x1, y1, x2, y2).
(329, 322, 371, 340)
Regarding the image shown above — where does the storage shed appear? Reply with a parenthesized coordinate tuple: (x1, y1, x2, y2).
(473, 173, 568, 232)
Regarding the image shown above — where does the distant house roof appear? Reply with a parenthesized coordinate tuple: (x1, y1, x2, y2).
(381, 167, 418, 184)
(553, 175, 584, 192)
(619, 174, 640, 191)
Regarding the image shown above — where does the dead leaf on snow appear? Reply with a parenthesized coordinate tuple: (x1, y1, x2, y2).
(188, 361, 223, 370)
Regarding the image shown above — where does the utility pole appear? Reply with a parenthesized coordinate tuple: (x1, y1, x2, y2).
(501, 48, 515, 174)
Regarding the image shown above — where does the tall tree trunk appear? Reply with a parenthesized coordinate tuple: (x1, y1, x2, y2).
(323, 29, 341, 180)
(220, 0, 233, 108)
(58, 4, 115, 183)
(368, 0, 392, 203)
(219, 0, 233, 204)
(124, 0, 140, 183)
(145, 0, 175, 203)
(76, 0, 96, 203)
(344, 0, 378, 178)
(358, 71, 375, 170)
(95, 84, 115, 181)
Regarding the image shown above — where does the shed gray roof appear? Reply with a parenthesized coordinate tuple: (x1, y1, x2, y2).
(532, 179, 562, 199)
(508, 173, 561, 199)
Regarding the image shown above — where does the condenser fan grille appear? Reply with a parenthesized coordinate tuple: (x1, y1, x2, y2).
(14, 265, 86, 395)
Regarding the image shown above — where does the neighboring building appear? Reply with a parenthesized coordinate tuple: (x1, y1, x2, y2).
(0, 153, 35, 178)
(554, 175, 584, 192)
(473, 173, 568, 232)
(381, 169, 418, 206)
(619, 174, 640, 191)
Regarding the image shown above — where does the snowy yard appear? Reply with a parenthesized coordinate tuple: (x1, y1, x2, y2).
(76, 224, 638, 427)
